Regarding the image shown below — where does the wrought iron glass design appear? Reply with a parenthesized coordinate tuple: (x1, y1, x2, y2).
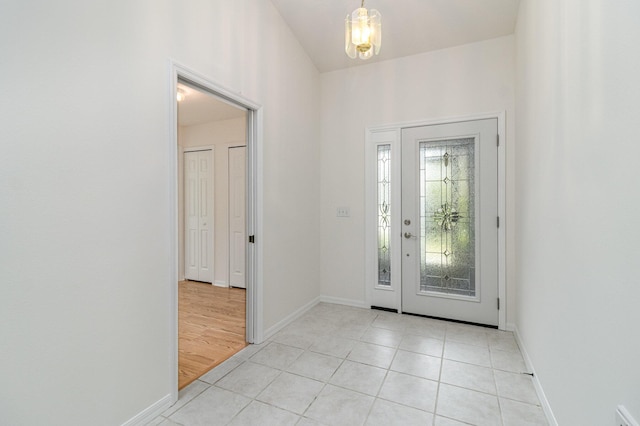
(377, 144, 391, 286)
(419, 138, 475, 296)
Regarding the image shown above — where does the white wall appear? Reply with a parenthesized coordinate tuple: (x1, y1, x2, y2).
(0, 1, 321, 424)
(320, 36, 517, 324)
(515, 1, 640, 424)
(179, 116, 247, 286)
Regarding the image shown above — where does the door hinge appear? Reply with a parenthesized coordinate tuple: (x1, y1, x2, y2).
(497, 298, 500, 310)
(497, 216, 500, 228)
(496, 134, 500, 147)
(249, 235, 255, 243)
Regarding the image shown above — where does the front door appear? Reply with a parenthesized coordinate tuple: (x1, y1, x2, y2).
(401, 119, 498, 326)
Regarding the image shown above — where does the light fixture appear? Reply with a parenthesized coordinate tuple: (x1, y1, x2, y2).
(345, 0, 381, 60)
(176, 88, 186, 102)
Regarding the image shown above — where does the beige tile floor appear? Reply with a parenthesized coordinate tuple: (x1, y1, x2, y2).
(149, 303, 548, 426)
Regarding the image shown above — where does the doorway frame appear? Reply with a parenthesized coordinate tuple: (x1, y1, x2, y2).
(365, 112, 506, 330)
(169, 61, 263, 399)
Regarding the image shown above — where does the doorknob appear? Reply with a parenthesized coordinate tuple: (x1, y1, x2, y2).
(404, 232, 416, 239)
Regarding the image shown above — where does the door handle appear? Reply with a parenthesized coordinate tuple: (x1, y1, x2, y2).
(404, 232, 416, 239)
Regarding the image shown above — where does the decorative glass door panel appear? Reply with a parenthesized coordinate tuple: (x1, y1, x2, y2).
(401, 119, 498, 326)
(420, 139, 476, 297)
(377, 144, 391, 287)
(369, 128, 401, 310)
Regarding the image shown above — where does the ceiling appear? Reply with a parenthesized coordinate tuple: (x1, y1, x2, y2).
(270, 0, 521, 73)
(177, 83, 247, 127)
(177, 1, 521, 125)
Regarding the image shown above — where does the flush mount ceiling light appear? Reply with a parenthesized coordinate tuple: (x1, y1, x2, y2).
(345, 0, 382, 60)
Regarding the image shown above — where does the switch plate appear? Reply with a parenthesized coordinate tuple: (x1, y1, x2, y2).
(617, 406, 639, 426)
(336, 207, 350, 217)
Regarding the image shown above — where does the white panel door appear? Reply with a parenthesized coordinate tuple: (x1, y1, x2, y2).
(184, 150, 213, 283)
(401, 119, 498, 326)
(228, 146, 246, 288)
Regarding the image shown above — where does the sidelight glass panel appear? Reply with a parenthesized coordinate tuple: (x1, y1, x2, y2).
(419, 138, 476, 296)
(377, 144, 391, 286)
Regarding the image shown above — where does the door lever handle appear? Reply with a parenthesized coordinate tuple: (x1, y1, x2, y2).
(404, 232, 416, 239)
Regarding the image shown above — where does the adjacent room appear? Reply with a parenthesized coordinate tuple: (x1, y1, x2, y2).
(177, 82, 249, 389)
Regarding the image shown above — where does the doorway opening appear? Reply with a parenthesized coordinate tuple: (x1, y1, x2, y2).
(170, 63, 262, 394)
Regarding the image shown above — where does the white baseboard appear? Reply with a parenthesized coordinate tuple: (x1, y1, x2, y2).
(319, 295, 369, 309)
(213, 280, 228, 288)
(121, 393, 173, 426)
(617, 406, 640, 426)
(263, 296, 321, 340)
(512, 326, 558, 426)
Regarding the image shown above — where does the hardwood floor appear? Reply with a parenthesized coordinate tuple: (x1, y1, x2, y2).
(178, 280, 247, 389)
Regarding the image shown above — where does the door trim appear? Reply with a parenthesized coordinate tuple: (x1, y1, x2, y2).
(365, 112, 506, 330)
(169, 61, 264, 402)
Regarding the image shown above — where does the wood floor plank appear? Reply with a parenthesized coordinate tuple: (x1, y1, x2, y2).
(178, 280, 246, 389)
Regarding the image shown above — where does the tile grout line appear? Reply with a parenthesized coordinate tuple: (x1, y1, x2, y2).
(490, 345, 508, 426)
(431, 324, 450, 425)
(298, 323, 356, 424)
(163, 379, 212, 419)
(362, 341, 400, 424)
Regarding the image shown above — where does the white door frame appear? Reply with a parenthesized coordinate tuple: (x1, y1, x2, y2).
(169, 61, 264, 400)
(365, 112, 506, 330)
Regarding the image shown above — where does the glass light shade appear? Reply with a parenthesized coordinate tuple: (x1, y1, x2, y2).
(345, 7, 381, 60)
